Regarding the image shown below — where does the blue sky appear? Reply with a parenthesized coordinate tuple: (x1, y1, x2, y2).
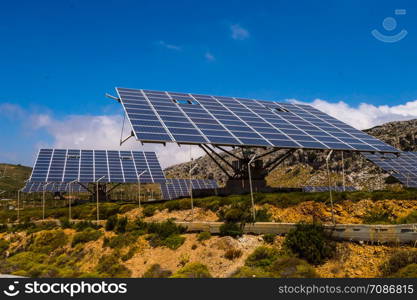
(1, 0, 417, 167)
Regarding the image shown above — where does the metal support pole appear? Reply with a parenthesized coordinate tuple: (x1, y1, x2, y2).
(96, 176, 106, 223)
(341, 151, 346, 191)
(189, 164, 198, 222)
(248, 155, 256, 222)
(326, 150, 335, 225)
(42, 183, 51, 221)
(137, 171, 146, 210)
(68, 180, 77, 222)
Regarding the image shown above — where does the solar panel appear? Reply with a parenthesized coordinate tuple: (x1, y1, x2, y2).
(303, 186, 357, 192)
(362, 152, 417, 187)
(116, 88, 399, 153)
(29, 149, 166, 184)
(22, 182, 88, 193)
(160, 179, 219, 200)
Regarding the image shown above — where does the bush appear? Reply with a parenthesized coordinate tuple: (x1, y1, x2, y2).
(262, 234, 276, 244)
(224, 249, 242, 260)
(146, 220, 186, 240)
(219, 223, 242, 238)
(171, 263, 212, 278)
(95, 255, 131, 278)
(397, 211, 417, 224)
(30, 229, 68, 254)
(104, 232, 140, 249)
(74, 221, 100, 232)
(105, 215, 118, 231)
(115, 217, 128, 233)
(363, 207, 394, 224)
(380, 250, 417, 276)
(71, 228, 102, 247)
(269, 256, 319, 278)
(143, 206, 157, 217)
(162, 234, 185, 250)
(142, 264, 172, 278)
(232, 266, 271, 278)
(0, 239, 10, 255)
(255, 208, 272, 222)
(391, 264, 417, 278)
(197, 231, 211, 242)
(245, 246, 280, 268)
(283, 223, 335, 265)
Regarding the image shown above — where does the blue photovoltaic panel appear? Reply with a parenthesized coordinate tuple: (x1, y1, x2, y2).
(116, 88, 399, 153)
(362, 152, 417, 188)
(22, 182, 88, 193)
(160, 178, 219, 200)
(29, 149, 166, 184)
(303, 186, 357, 192)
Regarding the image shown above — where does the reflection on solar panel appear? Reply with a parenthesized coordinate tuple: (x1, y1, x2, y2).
(30, 149, 165, 183)
(362, 152, 417, 187)
(160, 179, 219, 200)
(116, 88, 398, 153)
(303, 186, 357, 192)
(22, 182, 88, 193)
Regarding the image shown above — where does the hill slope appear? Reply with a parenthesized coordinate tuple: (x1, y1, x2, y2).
(0, 163, 32, 198)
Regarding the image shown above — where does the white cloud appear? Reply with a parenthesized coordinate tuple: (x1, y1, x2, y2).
(204, 52, 215, 61)
(157, 40, 182, 51)
(290, 98, 417, 130)
(0, 103, 25, 119)
(230, 24, 250, 40)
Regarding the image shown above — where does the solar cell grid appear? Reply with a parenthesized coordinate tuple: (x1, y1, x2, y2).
(22, 182, 88, 193)
(160, 179, 219, 200)
(29, 149, 166, 184)
(117, 88, 399, 153)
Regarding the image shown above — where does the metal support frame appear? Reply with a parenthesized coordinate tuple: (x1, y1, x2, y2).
(199, 145, 233, 178)
(204, 145, 235, 170)
(326, 150, 336, 225)
(189, 164, 198, 222)
(252, 148, 281, 161)
(68, 180, 78, 222)
(248, 155, 256, 222)
(137, 171, 147, 210)
(96, 176, 106, 222)
(264, 149, 295, 172)
(42, 182, 52, 220)
(213, 145, 241, 160)
(107, 183, 122, 194)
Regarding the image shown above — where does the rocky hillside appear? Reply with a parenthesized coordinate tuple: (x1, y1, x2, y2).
(0, 163, 32, 198)
(165, 119, 417, 189)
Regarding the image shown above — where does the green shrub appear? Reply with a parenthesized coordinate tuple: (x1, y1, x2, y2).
(104, 232, 139, 249)
(142, 264, 172, 278)
(219, 223, 242, 238)
(121, 247, 137, 262)
(397, 211, 417, 224)
(224, 248, 242, 260)
(245, 246, 280, 268)
(262, 233, 276, 244)
(74, 221, 100, 232)
(146, 220, 186, 239)
(283, 223, 335, 265)
(115, 217, 128, 233)
(105, 215, 118, 231)
(269, 256, 319, 278)
(197, 231, 211, 242)
(380, 250, 417, 276)
(71, 228, 102, 247)
(255, 208, 272, 222)
(95, 255, 131, 278)
(232, 266, 271, 278)
(391, 264, 417, 278)
(162, 234, 185, 250)
(30, 229, 68, 254)
(143, 206, 157, 217)
(171, 263, 212, 278)
(0, 239, 10, 255)
(363, 207, 394, 224)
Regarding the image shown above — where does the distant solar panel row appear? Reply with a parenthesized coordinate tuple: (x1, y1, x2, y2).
(362, 152, 417, 188)
(160, 179, 219, 200)
(22, 182, 88, 193)
(303, 186, 357, 192)
(116, 88, 398, 153)
(30, 149, 165, 183)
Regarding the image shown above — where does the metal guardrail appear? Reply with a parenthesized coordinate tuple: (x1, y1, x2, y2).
(176, 222, 417, 244)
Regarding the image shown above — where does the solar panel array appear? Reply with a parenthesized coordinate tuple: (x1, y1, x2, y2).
(22, 182, 88, 193)
(303, 186, 357, 192)
(160, 179, 219, 200)
(362, 152, 417, 187)
(116, 88, 399, 153)
(30, 149, 165, 184)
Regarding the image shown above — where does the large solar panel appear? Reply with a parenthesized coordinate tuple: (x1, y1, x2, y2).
(30, 149, 166, 184)
(160, 179, 219, 200)
(22, 182, 88, 193)
(116, 88, 399, 153)
(303, 186, 357, 192)
(362, 152, 417, 187)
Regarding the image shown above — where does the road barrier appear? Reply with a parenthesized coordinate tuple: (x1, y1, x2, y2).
(176, 221, 417, 244)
